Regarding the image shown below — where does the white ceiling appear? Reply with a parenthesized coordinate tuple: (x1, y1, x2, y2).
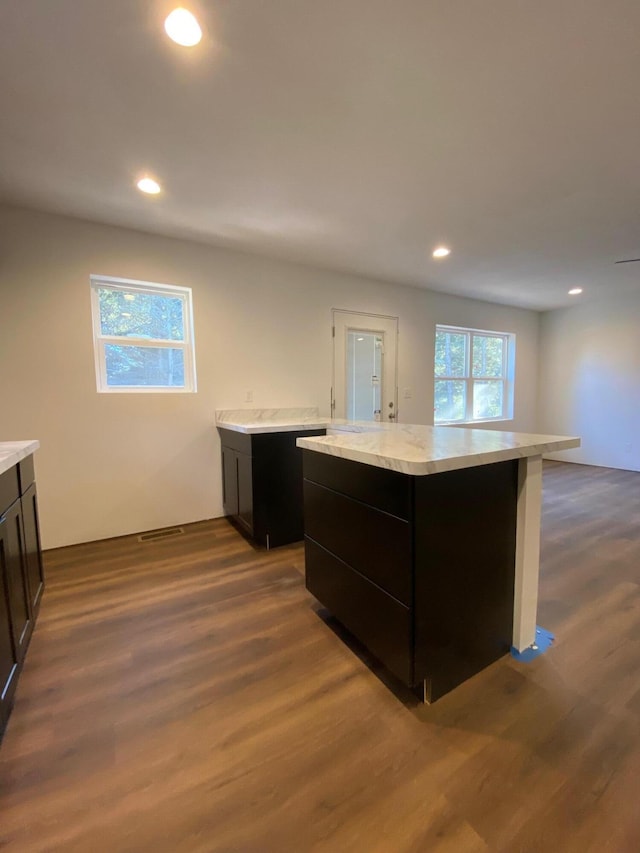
(1, 0, 639, 311)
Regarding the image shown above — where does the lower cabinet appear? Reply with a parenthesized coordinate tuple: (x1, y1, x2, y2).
(219, 428, 326, 548)
(21, 482, 45, 615)
(221, 445, 240, 518)
(302, 450, 518, 703)
(221, 444, 254, 535)
(0, 518, 20, 735)
(1, 501, 32, 663)
(0, 456, 44, 742)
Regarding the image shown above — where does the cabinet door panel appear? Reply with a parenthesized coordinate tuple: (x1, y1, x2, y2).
(0, 542, 18, 721)
(222, 447, 239, 517)
(0, 502, 31, 660)
(236, 452, 253, 534)
(21, 483, 45, 613)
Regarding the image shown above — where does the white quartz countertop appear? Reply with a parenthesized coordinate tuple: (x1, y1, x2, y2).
(216, 408, 330, 434)
(0, 440, 40, 477)
(215, 407, 408, 435)
(215, 410, 580, 474)
(297, 424, 580, 476)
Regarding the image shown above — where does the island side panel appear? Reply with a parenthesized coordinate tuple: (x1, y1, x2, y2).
(413, 460, 518, 702)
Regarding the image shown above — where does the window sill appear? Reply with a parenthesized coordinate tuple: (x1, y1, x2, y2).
(438, 418, 514, 428)
(97, 387, 196, 394)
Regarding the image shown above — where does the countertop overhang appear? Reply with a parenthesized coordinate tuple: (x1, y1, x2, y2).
(0, 440, 40, 477)
(296, 425, 580, 476)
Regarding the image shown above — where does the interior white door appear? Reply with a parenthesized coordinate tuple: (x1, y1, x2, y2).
(332, 310, 398, 421)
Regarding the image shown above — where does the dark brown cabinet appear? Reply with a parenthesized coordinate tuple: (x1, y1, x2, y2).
(236, 450, 254, 533)
(302, 450, 518, 703)
(0, 501, 32, 662)
(221, 442, 254, 535)
(0, 455, 44, 742)
(21, 483, 44, 615)
(219, 427, 325, 549)
(222, 445, 239, 517)
(0, 512, 21, 735)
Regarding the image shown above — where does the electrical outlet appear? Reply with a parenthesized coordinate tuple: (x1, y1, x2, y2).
(245, 390, 253, 403)
(403, 387, 412, 399)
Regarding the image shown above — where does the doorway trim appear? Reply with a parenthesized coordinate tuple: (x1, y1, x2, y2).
(331, 309, 399, 421)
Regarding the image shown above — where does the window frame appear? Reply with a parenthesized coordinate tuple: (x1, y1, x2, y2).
(434, 324, 515, 425)
(90, 275, 197, 394)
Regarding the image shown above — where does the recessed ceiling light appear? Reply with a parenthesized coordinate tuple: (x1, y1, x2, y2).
(432, 246, 451, 259)
(136, 177, 161, 195)
(164, 8, 202, 46)
(568, 288, 583, 296)
(357, 337, 364, 341)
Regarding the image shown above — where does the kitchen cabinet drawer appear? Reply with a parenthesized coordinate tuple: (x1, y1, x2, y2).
(303, 450, 411, 520)
(303, 480, 411, 605)
(305, 538, 412, 685)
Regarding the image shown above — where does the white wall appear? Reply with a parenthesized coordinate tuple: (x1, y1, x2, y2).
(539, 294, 640, 471)
(0, 204, 540, 548)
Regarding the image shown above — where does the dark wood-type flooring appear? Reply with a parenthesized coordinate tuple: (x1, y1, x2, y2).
(1, 461, 639, 852)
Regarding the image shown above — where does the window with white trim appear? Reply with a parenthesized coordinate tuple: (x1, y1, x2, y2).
(90, 276, 197, 393)
(434, 325, 514, 424)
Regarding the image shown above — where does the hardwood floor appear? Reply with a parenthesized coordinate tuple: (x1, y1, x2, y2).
(1, 461, 639, 851)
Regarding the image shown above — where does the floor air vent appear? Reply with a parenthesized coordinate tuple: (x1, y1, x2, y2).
(138, 527, 184, 542)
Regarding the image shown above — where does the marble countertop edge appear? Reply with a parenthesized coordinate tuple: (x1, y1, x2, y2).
(217, 418, 330, 434)
(0, 440, 41, 478)
(215, 407, 328, 434)
(296, 434, 580, 476)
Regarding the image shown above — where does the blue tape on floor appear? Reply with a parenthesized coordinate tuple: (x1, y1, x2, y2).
(511, 626, 555, 662)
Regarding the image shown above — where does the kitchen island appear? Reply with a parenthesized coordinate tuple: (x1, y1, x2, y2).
(298, 424, 580, 702)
